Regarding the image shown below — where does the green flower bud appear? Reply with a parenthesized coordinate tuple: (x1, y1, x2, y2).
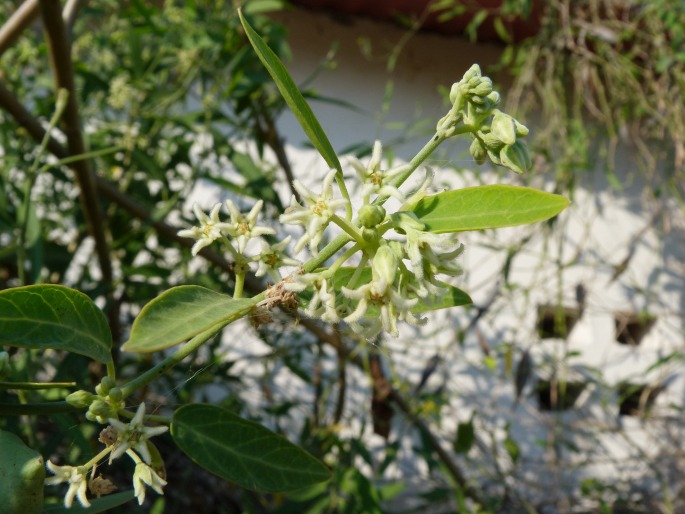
(85, 411, 97, 422)
(491, 111, 517, 145)
(470, 138, 487, 165)
(0, 351, 10, 380)
(471, 78, 493, 97)
(96, 376, 116, 397)
(500, 140, 532, 174)
(66, 390, 96, 408)
(362, 227, 381, 244)
(89, 399, 112, 418)
(479, 131, 506, 153)
(358, 205, 386, 228)
(514, 119, 529, 137)
(461, 64, 481, 84)
(107, 387, 123, 404)
(372, 244, 399, 285)
(391, 211, 425, 234)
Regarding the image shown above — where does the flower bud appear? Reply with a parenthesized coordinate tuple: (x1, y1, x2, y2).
(514, 119, 529, 137)
(362, 227, 381, 244)
(491, 111, 517, 145)
(372, 244, 399, 286)
(107, 387, 123, 404)
(358, 205, 386, 228)
(89, 399, 112, 418)
(500, 140, 532, 174)
(470, 138, 487, 165)
(0, 351, 10, 380)
(66, 390, 96, 408)
(471, 78, 493, 97)
(461, 64, 481, 84)
(391, 211, 425, 235)
(96, 376, 116, 397)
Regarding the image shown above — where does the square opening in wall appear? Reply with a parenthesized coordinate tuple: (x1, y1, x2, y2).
(614, 311, 656, 346)
(536, 379, 586, 411)
(536, 305, 581, 339)
(618, 383, 663, 416)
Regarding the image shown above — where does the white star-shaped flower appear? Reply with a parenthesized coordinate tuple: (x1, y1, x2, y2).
(224, 199, 276, 254)
(177, 203, 234, 256)
(133, 461, 167, 505)
(108, 403, 168, 464)
(279, 170, 348, 255)
(45, 461, 90, 508)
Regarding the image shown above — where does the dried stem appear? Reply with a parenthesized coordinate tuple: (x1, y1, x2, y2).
(297, 318, 485, 508)
(0, 0, 39, 57)
(39, 0, 112, 287)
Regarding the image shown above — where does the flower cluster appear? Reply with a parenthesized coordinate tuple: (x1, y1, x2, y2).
(178, 198, 298, 282)
(439, 64, 532, 175)
(46, 402, 168, 508)
(280, 149, 465, 339)
(175, 65, 530, 341)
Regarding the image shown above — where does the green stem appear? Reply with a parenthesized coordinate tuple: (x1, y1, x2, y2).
(17, 88, 69, 284)
(326, 243, 362, 276)
(0, 381, 76, 390)
(234, 273, 245, 299)
(83, 446, 114, 470)
(0, 401, 78, 416)
(107, 362, 116, 380)
(330, 214, 364, 244)
(119, 319, 240, 398)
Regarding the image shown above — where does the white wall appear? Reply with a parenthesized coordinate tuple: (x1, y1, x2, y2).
(218, 7, 685, 510)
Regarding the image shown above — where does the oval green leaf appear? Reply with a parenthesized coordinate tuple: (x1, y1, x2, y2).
(122, 286, 256, 353)
(0, 429, 44, 514)
(238, 9, 342, 174)
(410, 185, 570, 233)
(0, 285, 112, 364)
(171, 404, 331, 492)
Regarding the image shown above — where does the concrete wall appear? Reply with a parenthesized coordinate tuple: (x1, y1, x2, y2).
(216, 7, 685, 511)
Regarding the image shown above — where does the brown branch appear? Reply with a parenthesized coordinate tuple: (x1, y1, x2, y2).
(0, 78, 248, 285)
(297, 318, 485, 508)
(39, 0, 112, 287)
(0, 0, 39, 58)
(62, 0, 88, 32)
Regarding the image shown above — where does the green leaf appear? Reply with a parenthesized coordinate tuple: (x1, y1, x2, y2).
(43, 491, 136, 513)
(411, 185, 570, 233)
(453, 418, 475, 454)
(171, 404, 331, 492)
(0, 429, 44, 514)
(0, 285, 112, 364)
(238, 9, 343, 174)
(326, 267, 471, 314)
(122, 286, 256, 353)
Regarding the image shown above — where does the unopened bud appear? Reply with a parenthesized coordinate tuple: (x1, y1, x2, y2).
(96, 376, 116, 397)
(372, 244, 399, 286)
(461, 64, 481, 84)
(89, 399, 112, 418)
(470, 138, 487, 165)
(66, 390, 96, 408)
(471, 78, 493, 97)
(514, 119, 529, 137)
(500, 140, 532, 174)
(359, 205, 386, 228)
(107, 387, 123, 404)
(491, 111, 517, 145)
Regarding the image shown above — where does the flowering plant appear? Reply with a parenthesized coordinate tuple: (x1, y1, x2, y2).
(0, 9, 568, 511)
